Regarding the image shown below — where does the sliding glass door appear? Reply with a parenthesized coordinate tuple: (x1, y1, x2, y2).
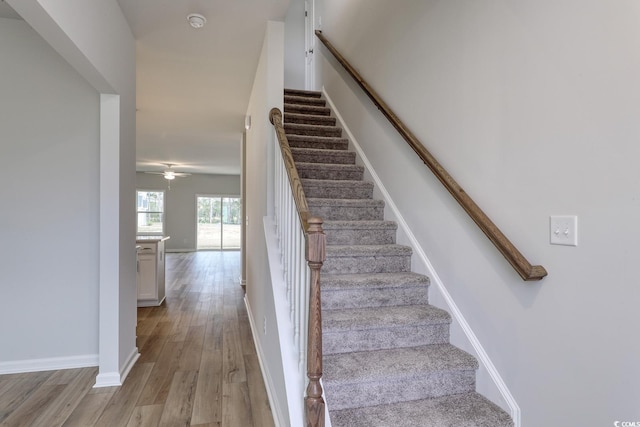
(196, 196, 241, 250)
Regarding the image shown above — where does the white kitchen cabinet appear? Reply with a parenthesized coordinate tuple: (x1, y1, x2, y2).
(136, 236, 169, 307)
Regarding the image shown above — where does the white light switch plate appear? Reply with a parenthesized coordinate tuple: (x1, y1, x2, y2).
(550, 215, 578, 246)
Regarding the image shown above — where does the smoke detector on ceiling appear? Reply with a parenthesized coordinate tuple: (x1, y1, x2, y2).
(187, 13, 207, 29)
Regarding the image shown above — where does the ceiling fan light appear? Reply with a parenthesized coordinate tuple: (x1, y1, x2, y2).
(187, 13, 206, 29)
(164, 172, 176, 180)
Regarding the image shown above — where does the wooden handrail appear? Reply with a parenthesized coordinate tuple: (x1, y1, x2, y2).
(315, 30, 547, 281)
(269, 107, 326, 426)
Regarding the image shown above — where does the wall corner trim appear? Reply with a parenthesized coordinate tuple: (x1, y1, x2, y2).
(94, 348, 139, 388)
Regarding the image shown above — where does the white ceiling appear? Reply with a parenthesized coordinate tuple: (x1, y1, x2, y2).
(2, 0, 291, 176)
(119, 0, 290, 176)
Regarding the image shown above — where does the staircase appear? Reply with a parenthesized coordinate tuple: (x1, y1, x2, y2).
(283, 89, 514, 427)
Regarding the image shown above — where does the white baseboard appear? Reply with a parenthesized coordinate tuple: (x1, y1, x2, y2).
(244, 296, 287, 427)
(94, 347, 140, 388)
(0, 354, 98, 375)
(323, 88, 521, 427)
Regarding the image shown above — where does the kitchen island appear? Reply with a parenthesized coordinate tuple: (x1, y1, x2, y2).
(136, 236, 170, 307)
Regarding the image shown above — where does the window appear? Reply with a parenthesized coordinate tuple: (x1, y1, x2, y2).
(137, 190, 165, 235)
(196, 196, 241, 250)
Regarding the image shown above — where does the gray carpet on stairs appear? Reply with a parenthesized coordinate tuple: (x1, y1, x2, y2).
(282, 88, 513, 427)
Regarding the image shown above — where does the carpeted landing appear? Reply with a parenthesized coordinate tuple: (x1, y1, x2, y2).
(283, 88, 513, 427)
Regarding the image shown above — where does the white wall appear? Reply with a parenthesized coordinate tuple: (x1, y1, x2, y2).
(136, 173, 241, 251)
(0, 18, 100, 368)
(245, 21, 290, 427)
(6, 0, 136, 383)
(284, 0, 306, 89)
(317, 1, 640, 426)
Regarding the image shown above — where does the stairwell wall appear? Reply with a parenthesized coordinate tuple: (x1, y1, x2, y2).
(314, 1, 640, 426)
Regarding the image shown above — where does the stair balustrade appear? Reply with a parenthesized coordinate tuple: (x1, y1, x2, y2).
(269, 107, 326, 427)
(315, 30, 547, 281)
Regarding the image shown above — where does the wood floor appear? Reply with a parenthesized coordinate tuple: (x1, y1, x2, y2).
(0, 251, 275, 427)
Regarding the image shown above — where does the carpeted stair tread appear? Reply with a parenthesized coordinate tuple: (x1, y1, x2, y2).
(286, 134, 349, 150)
(324, 304, 450, 332)
(285, 122, 342, 137)
(285, 112, 336, 126)
(322, 272, 429, 290)
(324, 344, 478, 384)
(306, 197, 383, 206)
(291, 147, 356, 164)
(296, 162, 364, 181)
(284, 94, 326, 106)
(323, 344, 478, 410)
(322, 220, 397, 245)
(326, 244, 412, 257)
(307, 198, 385, 221)
(329, 393, 514, 427)
(323, 220, 397, 230)
(321, 272, 429, 309)
(323, 305, 451, 354)
(284, 103, 331, 116)
(302, 179, 373, 199)
(324, 244, 413, 274)
(284, 88, 322, 98)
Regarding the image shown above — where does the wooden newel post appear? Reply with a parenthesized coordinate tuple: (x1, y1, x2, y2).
(305, 217, 326, 427)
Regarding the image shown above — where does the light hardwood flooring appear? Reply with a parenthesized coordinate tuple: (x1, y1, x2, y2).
(0, 251, 275, 427)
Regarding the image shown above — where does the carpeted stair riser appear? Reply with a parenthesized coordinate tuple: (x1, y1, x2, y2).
(296, 163, 364, 181)
(306, 198, 385, 221)
(284, 94, 326, 106)
(329, 393, 514, 427)
(323, 244, 412, 275)
(323, 344, 478, 410)
(281, 89, 514, 427)
(325, 369, 477, 411)
(323, 220, 396, 245)
(302, 179, 373, 199)
(291, 148, 356, 165)
(321, 272, 430, 310)
(287, 135, 349, 151)
(285, 123, 343, 138)
(284, 103, 331, 116)
(284, 88, 322, 98)
(285, 112, 337, 126)
(323, 304, 451, 354)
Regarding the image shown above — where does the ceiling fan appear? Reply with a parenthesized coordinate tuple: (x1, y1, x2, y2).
(145, 164, 191, 180)
(145, 164, 191, 188)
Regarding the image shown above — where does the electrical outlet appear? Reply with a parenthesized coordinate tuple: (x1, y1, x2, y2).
(550, 215, 578, 246)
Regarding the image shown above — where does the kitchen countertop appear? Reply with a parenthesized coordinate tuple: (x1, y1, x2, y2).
(136, 236, 170, 243)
